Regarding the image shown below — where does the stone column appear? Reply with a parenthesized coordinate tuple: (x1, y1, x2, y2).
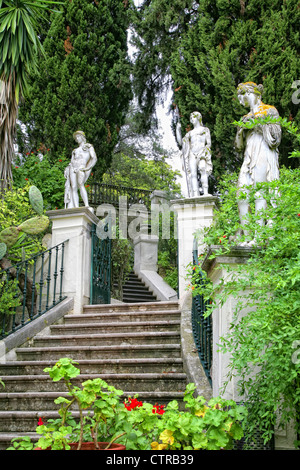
(171, 195, 218, 299)
(201, 245, 253, 400)
(47, 207, 99, 314)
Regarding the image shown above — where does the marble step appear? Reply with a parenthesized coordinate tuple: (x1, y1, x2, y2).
(82, 300, 179, 314)
(31, 331, 181, 347)
(0, 389, 185, 412)
(48, 320, 180, 335)
(1, 372, 187, 393)
(0, 357, 184, 377)
(15, 343, 182, 361)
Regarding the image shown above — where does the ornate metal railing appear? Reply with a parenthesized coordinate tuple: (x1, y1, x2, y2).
(89, 183, 152, 210)
(0, 241, 68, 339)
(191, 245, 212, 385)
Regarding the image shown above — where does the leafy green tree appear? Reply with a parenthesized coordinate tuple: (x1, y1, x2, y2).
(0, 0, 61, 190)
(18, 0, 133, 178)
(130, 0, 198, 134)
(131, 0, 300, 183)
(102, 152, 182, 197)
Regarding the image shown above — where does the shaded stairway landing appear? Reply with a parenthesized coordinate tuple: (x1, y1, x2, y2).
(121, 271, 157, 303)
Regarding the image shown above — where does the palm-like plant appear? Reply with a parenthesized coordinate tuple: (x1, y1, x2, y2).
(0, 0, 62, 191)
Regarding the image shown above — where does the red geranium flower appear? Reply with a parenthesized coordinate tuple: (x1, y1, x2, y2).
(37, 417, 44, 426)
(124, 397, 143, 411)
(152, 404, 165, 415)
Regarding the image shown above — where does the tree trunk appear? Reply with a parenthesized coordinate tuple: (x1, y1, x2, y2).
(0, 76, 17, 192)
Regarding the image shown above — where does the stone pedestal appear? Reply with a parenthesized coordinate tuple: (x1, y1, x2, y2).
(171, 195, 218, 299)
(133, 234, 158, 273)
(201, 246, 253, 401)
(47, 207, 99, 314)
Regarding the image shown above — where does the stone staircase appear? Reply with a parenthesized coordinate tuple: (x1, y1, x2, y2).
(0, 300, 187, 450)
(121, 271, 158, 303)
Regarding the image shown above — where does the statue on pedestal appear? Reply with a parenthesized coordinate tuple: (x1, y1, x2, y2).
(176, 111, 213, 197)
(64, 131, 97, 209)
(235, 82, 281, 244)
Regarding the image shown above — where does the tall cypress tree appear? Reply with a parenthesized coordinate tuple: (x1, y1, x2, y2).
(130, 0, 198, 133)
(19, 0, 133, 177)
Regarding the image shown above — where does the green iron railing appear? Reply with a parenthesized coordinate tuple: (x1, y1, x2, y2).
(90, 222, 111, 305)
(89, 182, 152, 210)
(0, 240, 68, 339)
(191, 245, 213, 386)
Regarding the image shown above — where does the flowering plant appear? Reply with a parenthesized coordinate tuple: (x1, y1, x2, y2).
(123, 383, 247, 450)
(7, 358, 246, 450)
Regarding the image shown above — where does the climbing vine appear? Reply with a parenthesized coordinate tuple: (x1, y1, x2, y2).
(188, 118, 300, 447)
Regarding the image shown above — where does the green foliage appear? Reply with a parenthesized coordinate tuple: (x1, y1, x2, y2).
(18, 215, 49, 235)
(157, 250, 178, 290)
(6, 436, 35, 451)
(102, 152, 182, 197)
(233, 115, 300, 160)
(0, 1, 63, 190)
(0, 0, 62, 100)
(12, 153, 68, 210)
(28, 185, 44, 215)
(0, 184, 32, 230)
(18, 0, 133, 179)
(157, 211, 178, 290)
(0, 243, 6, 259)
(0, 227, 19, 249)
(189, 166, 300, 447)
(0, 184, 47, 261)
(0, 277, 20, 316)
(11, 357, 246, 450)
(130, 0, 198, 134)
(111, 233, 133, 301)
(127, 382, 247, 450)
(36, 424, 73, 450)
(41, 357, 127, 450)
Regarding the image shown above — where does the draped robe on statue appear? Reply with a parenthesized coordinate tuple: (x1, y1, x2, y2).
(236, 103, 281, 187)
